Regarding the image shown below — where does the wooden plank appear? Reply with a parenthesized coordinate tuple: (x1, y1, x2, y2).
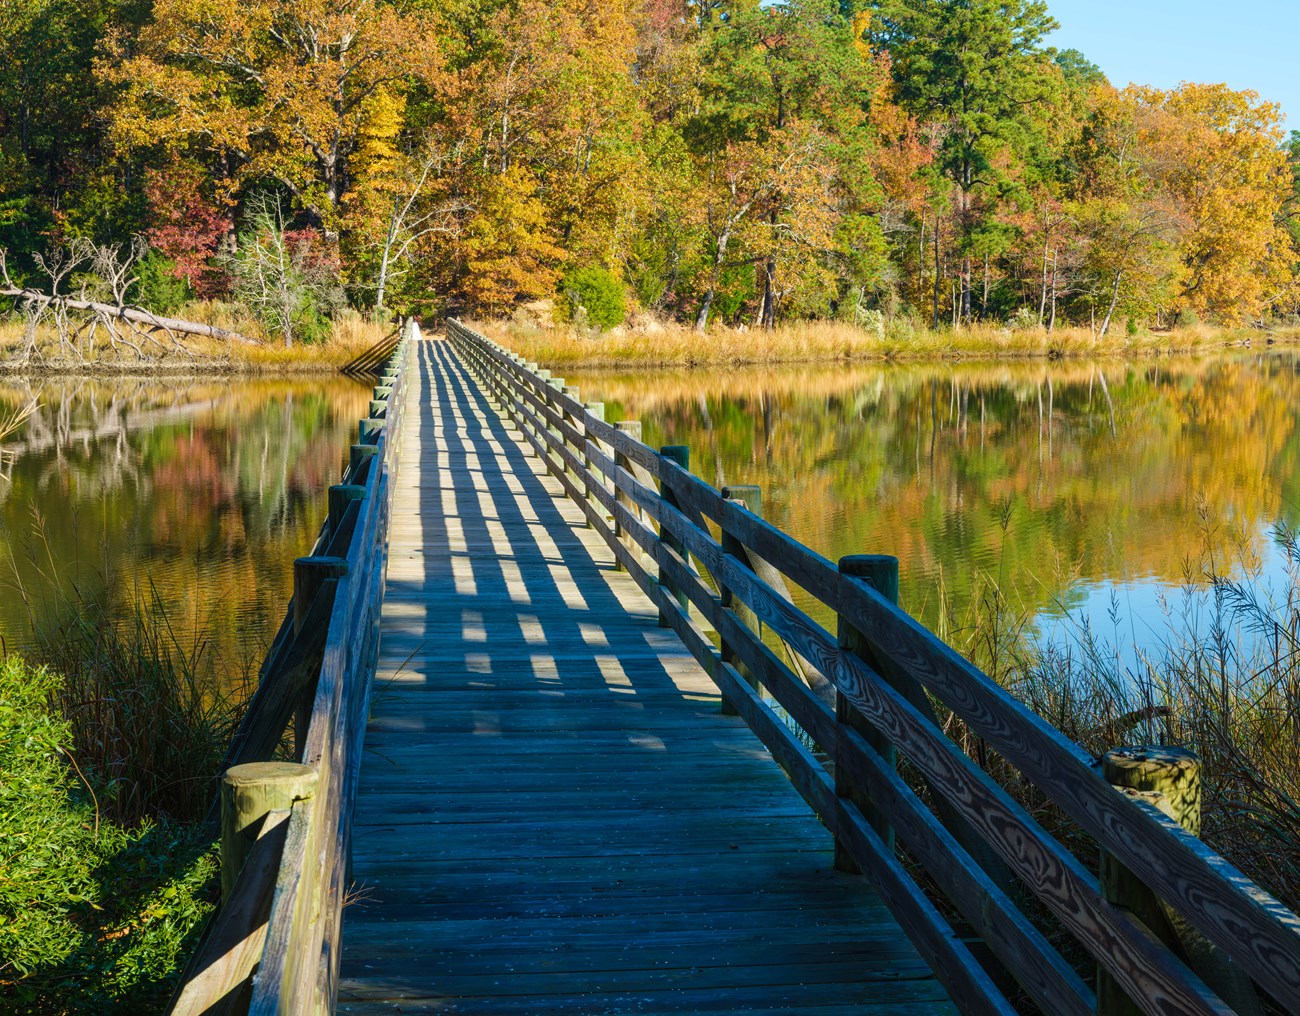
(339, 333, 957, 1016)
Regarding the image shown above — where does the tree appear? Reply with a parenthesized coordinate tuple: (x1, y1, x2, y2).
(1135, 83, 1295, 322)
(102, 0, 443, 232)
(221, 194, 343, 346)
(143, 157, 230, 298)
(867, 0, 1062, 323)
(460, 165, 566, 314)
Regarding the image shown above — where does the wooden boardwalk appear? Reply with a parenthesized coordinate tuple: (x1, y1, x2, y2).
(337, 339, 956, 1014)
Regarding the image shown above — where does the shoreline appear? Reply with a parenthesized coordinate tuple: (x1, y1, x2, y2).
(0, 360, 359, 380)
(472, 319, 1300, 370)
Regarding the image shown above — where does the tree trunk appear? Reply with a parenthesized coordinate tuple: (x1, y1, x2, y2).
(1099, 270, 1123, 337)
(696, 226, 732, 332)
(1039, 234, 1050, 324)
(1048, 249, 1058, 332)
(932, 221, 941, 329)
(982, 252, 989, 319)
(760, 257, 777, 329)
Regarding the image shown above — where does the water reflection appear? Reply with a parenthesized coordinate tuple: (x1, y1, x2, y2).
(0, 376, 372, 678)
(567, 354, 1300, 648)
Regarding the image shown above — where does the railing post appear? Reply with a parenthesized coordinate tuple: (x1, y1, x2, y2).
(358, 418, 385, 445)
(583, 403, 606, 529)
(328, 484, 366, 532)
(613, 421, 641, 572)
(719, 484, 762, 715)
(292, 555, 348, 759)
(834, 554, 899, 872)
(349, 443, 379, 483)
(1098, 747, 1261, 1016)
(220, 762, 318, 902)
(658, 446, 690, 626)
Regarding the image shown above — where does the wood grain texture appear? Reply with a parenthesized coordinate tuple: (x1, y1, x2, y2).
(338, 336, 957, 1015)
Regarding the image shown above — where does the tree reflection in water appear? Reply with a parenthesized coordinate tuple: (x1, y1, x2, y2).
(0, 375, 372, 685)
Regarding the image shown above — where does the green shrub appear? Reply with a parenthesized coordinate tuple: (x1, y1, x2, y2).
(1126, 316, 1141, 336)
(559, 266, 626, 330)
(1177, 306, 1200, 328)
(131, 250, 192, 315)
(0, 656, 217, 1014)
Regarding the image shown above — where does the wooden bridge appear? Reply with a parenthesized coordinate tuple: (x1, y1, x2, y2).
(171, 320, 1300, 1016)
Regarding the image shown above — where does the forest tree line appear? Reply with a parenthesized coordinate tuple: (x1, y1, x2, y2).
(2, 0, 1299, 340)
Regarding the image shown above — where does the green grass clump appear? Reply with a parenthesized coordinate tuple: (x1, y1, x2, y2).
(0, 655, 218, 1013)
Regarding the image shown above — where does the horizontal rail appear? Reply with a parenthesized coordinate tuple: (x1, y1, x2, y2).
(447, 317, 1300, 1016)
(169, 320, 415, 1016)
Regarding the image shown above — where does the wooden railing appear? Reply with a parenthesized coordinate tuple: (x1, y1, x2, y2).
(448, 318, 1300, 1016)
(168, 320, 415, 1016)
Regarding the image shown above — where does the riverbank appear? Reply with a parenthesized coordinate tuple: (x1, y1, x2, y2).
(0, 309, 394, 377)
(475, 317, 1300, 368)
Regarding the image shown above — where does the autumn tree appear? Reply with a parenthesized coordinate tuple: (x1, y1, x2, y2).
(460, 165, 566, 313)
(867, 0, 1062, 323)
(1135, 83, 1295, 322)
(102, 0, 443, 233)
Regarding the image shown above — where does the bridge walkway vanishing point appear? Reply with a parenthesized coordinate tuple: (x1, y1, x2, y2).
(336, 338, 958, 1013)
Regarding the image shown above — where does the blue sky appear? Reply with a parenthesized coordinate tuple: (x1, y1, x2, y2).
(1047, 0, 1299, 129)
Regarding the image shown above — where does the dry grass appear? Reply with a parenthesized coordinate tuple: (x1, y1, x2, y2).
(945, 527, 1300, 921)
(0, 304, 394, 376)
(475, 315, 1299, 368)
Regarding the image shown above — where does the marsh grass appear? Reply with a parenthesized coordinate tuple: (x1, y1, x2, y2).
(942, 522, 1300, 918)
(0, 510, 257, 1011)
(478, 315, 1299, 368)
(0, 303, 392, 375)
(4, 511, 252, 825)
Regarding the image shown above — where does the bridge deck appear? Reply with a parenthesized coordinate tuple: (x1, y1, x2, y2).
(337, 339, 956, 1014)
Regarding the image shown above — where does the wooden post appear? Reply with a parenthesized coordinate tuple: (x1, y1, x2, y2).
(349, 443, 379, 483)
(658, 447, 690, 627)
(719, 484, 762, 715)
(220, 762, 317, 902)
(614, 421, 641, 572)
(292, 556, 348, 758)
(368, 399, 387, 419)
(835, 554, 900, 871)
(373, 385, 393, 400)
(358, 418, 385, 445)
(584, 403, 606, 529)
(328, 484, 366, 532)
(1098, 747, 1261, 1016)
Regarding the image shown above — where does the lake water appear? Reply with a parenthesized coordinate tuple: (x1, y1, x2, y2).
(0, 375, 373, 680)
(3, 354, 1297, 681)
(566, 353, 1300, 661)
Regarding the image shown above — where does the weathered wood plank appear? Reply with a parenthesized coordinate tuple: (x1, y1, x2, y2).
(339, 334, 957, 1016)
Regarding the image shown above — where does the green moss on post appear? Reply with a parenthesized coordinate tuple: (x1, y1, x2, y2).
(349, 443, 379, 483)
(220, 762, 317, 902)
(1098, 747, 1260, 1016)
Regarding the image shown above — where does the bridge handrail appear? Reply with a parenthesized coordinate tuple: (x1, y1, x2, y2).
(169, 320, 416, 1016)
(447, 317, 1300, 1016)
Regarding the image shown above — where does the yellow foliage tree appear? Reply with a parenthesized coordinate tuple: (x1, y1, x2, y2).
(461, 165, 566, 313)
(101, 0, 442, 230)
(1129, 83, 1296, 322)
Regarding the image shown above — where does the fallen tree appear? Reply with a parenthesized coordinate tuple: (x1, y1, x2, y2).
(1, 238, 257, 364)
